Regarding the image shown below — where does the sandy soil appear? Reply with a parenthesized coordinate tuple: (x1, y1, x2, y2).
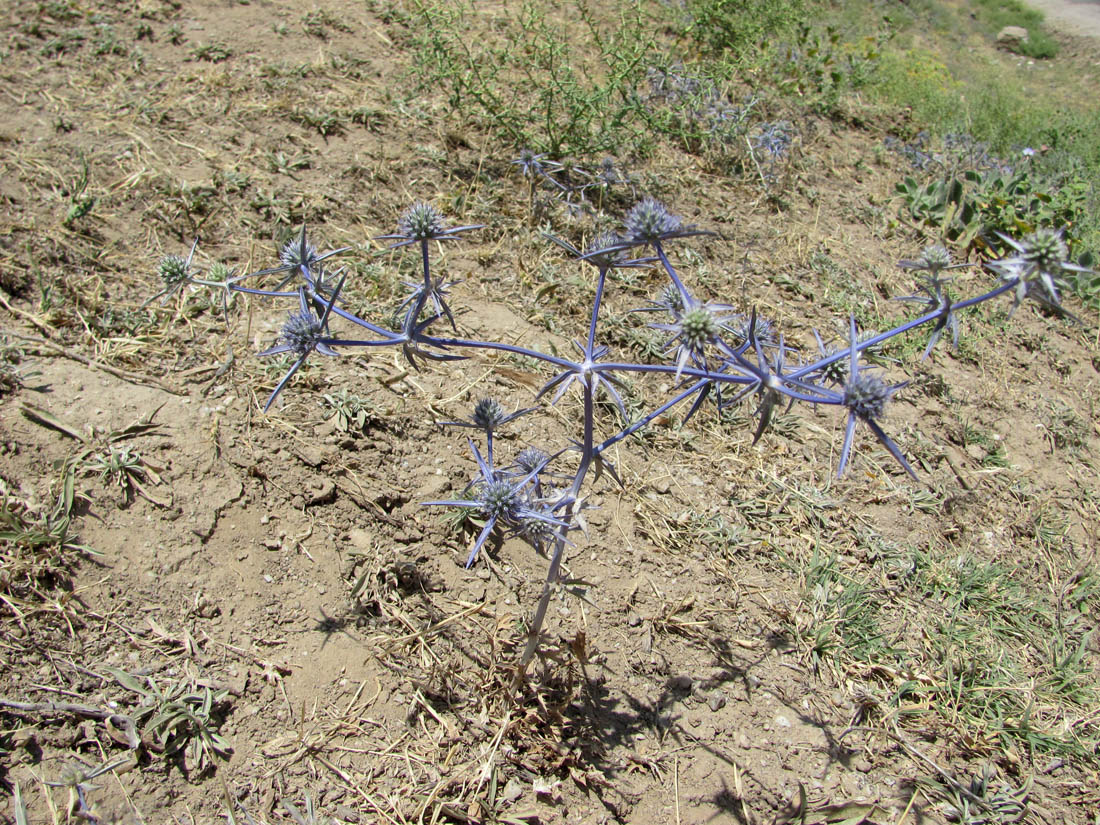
(1, 1, 1098, 823)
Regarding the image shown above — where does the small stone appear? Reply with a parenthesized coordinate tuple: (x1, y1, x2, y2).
(348, 528, 373, 551)
(305, 479, 336, 507)
(190, 510, 218, 541)
(295, 445, 326, 467)
(775, 714, 791, 728)
(708, 692, 727, 712)
(855, 757, 873, 773)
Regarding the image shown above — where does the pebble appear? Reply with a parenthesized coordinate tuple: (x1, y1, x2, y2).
(708, 692, 727, 712)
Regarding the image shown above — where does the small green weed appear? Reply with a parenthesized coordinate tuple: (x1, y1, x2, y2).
(302, 9, 353, 38)
(62, 155, 96, 228)
(191, 42, 232, 62)
(792, 546, 887, 668)
(20, 403, 170, 507)
(321, 389, 384, 433)
(1042, 401, 1088, 452)
(676, 0, 806, 60)
(107, 667, 233, 774)
(0, 342, 39, 396)
(408, 0, 658, 157)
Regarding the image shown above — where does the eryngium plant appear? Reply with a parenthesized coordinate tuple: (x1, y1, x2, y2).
(156, 191, 1089, 678)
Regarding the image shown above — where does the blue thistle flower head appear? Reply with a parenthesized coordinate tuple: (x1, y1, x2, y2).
(477, 478, 522, 522)
(424, 439, 568, 568)
(991, 227, 1089, 318)
(144, 238, 202, 308)
(582, 230, 629, 269)
(472, 397, 507, 431)
(399, 202, 448, 241)
(818, 348, 850, 387)
(625, 197, 682, 245)
(378, 203, 485, 248)
(280, 309, 324, 357)
(518, 511, 559, 554)
(918, 244, 952, 272)
(730, 313, 775, 347)
(158, 253, 190, 287)
(659, 283, 685, 316)
(843, 374, 894, 420)
(752, 121, 794, 160)
(280, 233, 321, 271)
(651, 300, 737, 378)
(444, 398, 534, 435)
(514, 446, 550, 475)
(621, 197, 714, 248)
(1019, 227, 1069, 272)
(679, 305, 722, 351)
(545, 230, 655, 271)
(512, 149, 561, 179)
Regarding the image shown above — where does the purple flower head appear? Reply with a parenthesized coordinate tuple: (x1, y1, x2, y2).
(991, 227, 1089, 319)
(752, 121, 794, 160)
(444, 398, 535, 435)
(898, 244, 968, 289)
(158, 253, 190, 288)
(1017, 227, 1069, 273)
(512, 149, 562, 179)
(625, 197, 681, 244)
(377, 202, 485, 249)
(835, 317, 915, 479)
(583, 230, 629, 269)
(658, 283, 686, 316)
(843, 374, 894, 421)
(477, 478, 523, 522)
(229, 226, 350, 297)
(424, 440, 567, 568)
(621, 197, 714, 249)
(280, 232, 321, 272)
(143, 239, 200, 307)
(729, 312, 775, 347)
(651, 300, 737, 379)
(399, 202, 447, 240)
(257, 275, 346, 412)
(918, 244, 952, 272)
(545, 230, 655, 271)
(280, 307, 325, 357)
(514, 446, 550, 475)
(596, 157, 624, 186)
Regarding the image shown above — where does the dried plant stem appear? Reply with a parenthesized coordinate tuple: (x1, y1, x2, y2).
(3, 330, 186, 395)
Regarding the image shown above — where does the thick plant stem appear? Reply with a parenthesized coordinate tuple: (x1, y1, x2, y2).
(517, 373, 596, 676)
